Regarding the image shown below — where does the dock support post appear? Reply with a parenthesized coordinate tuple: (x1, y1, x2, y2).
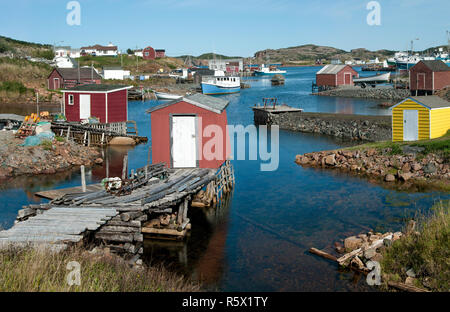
(66, 126, 71, 141)
(183, 198, 188, 223)
(122, 155, 128, 180)
(80, 165, 86, 193)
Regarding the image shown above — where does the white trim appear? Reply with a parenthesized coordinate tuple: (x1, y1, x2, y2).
(126, 91, 129, 121)
(432, 72, 434, 91)
(390, 97, 431, 110)
(105, 93, 109, 123)
(68, 94, 74, 105)
(61, 86, 133, 94)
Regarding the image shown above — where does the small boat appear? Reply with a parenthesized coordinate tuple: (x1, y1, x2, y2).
(201, 75, 241, 95)
(254, 64, 287, 76)
(155, 92, 183, 100)
(353, 72, 391, 88)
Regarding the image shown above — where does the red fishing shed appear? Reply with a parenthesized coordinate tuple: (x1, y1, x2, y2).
(316, 64, 359, 87)
(147, 94, 230, 169)
(409, 60, 450, 96)
(142, 46, 156, 60)
(61, 84, 132, 123)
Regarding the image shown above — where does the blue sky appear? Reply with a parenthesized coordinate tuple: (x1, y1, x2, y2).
(0, 0, 449, 57)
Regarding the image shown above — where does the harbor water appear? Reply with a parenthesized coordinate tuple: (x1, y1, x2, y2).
(0, 66, 448, 291)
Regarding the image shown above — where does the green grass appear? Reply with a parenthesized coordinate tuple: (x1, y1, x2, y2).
(39, 139, 53, 151)
(381, 200, 449, 291)
(0, 246, 200, 292)
(0, 81, 31, 94)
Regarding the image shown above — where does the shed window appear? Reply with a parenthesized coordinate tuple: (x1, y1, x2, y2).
(68, 94, 74, 105)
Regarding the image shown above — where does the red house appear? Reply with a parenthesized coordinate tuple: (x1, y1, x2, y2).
(147, 94, 230, 169)
(61, 85, 132, 123)
(155, 49, 166, 58)
(48, 68, 102, 90)
(409, 60, 450, 96)
(142, 46, 156, 60)
(316, 64, 359, 87)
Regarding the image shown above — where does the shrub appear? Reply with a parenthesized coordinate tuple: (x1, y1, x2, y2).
(0, 81, 30, 94)
(40, 139, 53, 150)
(381, 200, 450, 291)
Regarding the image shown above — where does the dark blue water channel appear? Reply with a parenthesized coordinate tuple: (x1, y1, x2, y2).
(0, 67, 448, 291)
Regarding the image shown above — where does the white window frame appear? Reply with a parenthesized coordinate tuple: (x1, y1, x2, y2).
(68, 94, 74, 105)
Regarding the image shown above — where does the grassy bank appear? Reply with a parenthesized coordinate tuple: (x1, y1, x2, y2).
(0, 246, 200, 292)
(348, 130, 450, 161)
(381, 200, 449, 292)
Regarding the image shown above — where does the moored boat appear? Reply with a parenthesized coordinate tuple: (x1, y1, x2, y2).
(155, 92, 183, 100)
(254, 64, 287, 76)
(201, 76, 241, 95)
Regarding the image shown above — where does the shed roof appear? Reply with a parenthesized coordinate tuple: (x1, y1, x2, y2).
(61, 84, 132, 93)
(417, 60, 450, 72)
(147, 93, 229, 114)
(52, 68, 102, 80)
(316, 64, 354, 75)
(392, 96, 450, 110)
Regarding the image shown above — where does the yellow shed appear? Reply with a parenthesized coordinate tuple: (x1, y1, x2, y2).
(391, 96, 450, 142)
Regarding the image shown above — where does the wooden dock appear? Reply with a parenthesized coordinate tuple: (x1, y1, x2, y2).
(0, 161, 235, 264)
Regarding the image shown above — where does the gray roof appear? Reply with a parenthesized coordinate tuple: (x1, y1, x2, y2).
(317, 64, 353, 75)
(0, 114, 25, 122)
(419, 60, 450, 72)
(147, 93, 229, 114)
(62, 84, 132, 92)
(54, 68, 102, 80)
(409, 96, 450, 109)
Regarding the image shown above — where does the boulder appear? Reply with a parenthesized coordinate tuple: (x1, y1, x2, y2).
(385, 174, 395, 182)
(401, 162, 411, 172)
(405, 277, 416, 286)
(423, 163, 437, 174)
(412, 163, 422, 171)
(406, 268, 416, 278)
(363, 248, 377, 260)
(95, 158, 104, 165)
(109, 137, 136, 146)
(324, 154, 336, 166)
(344, 236, 363, 250)
(399, 172, 413, 181)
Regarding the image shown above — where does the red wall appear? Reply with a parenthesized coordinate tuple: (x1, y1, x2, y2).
(107, 90, 127, 122)
(47, 69, 101, 90)
(64, 90, 127, 123)
(155, 51, 165, 58)
(48, 70, 63, 90)
(151, 101, 229, 169)
(410, 62, 433, 91)
(316, 74, 336, 87)
(143, 47, 156, 60)
(65, 92, 106, 122)
(434, 71, 450, 90)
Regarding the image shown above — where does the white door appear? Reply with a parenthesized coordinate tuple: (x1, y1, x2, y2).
(403, 110, 418, 141)
(172, 116, 197, 168)
(79, 94, 91, 120)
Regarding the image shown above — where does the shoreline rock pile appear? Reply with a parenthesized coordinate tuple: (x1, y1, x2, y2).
(0, 132, 102, 179)
(295, 147, 449, 186)
(316, 86, 410, 101)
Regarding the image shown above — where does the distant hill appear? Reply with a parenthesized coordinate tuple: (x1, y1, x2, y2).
(254, 44, 396, 63)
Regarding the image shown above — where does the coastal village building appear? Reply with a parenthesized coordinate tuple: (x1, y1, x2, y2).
(391, 96, 450, 142)
(61, 84, 132, 123)
(147, 94, 230, 169)
(155, 49, 166, 58)
(208, 59, 244, 73)
(142, 46, 156, 60)
(316, 64, 359, 87)
(102, 67, 131, 80)
(47, 68, 102, 90)
(409, 60, 450, 96)
(53, 56, 78, 69)
(80, 43, 119, 57)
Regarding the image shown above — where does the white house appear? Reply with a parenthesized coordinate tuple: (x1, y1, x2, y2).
(102, 67, 131, 80)
(54, 46, 71, 57)
(134, 50, 143, 57)
(53, 56, 78, 68)
(81, 43, 119, 57)
(208, 58, 244, 73)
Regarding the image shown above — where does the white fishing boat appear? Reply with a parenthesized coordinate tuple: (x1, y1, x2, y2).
(155, 92, 183, 100)
(201, 75, 241, 95)
(254, 64, 287, 76)
(353, 72, 391, 88)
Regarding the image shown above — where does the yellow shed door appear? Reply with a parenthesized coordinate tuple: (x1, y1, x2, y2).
(403, 110, 418, 141)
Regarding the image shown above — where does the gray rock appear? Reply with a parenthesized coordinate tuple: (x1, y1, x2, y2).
(406, 268, 416, 278)
(383, 238, 392, 247)
(423, 163, 437, 174)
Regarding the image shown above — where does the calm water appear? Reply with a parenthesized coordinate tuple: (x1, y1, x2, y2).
(0, 67, 447, 291)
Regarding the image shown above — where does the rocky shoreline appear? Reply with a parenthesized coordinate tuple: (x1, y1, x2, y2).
(314, 86, 410, 101)
(0, 132, 103, 179)
(253, 111, 392, 142)
(295, 146, 449, 191)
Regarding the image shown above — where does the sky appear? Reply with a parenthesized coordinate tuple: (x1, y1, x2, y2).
(0, 0, 449, 57)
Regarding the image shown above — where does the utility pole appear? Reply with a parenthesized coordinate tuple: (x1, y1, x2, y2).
(91, 61, 94, 83)
(36, 92, 39, 115)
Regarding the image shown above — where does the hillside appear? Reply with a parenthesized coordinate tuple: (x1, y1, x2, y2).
(0, 35, 53, 59)
(254, 44, 396, 64)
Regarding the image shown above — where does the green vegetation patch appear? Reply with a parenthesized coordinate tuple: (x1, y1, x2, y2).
(0, 247, 200, 292)
(0, 81, 31, 94)
(381, 200, 450, 291)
